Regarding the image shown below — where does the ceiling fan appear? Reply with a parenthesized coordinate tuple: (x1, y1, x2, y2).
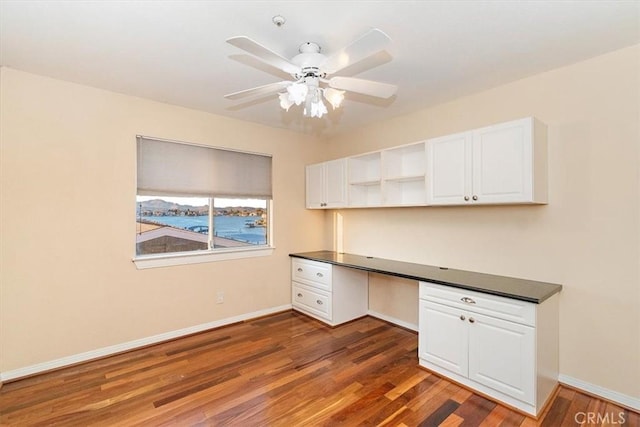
(224, 28, 397, 118)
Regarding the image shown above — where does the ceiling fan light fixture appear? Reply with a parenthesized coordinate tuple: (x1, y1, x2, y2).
(280, 82, 329, 118)
(278, 92, 294, 111)
(286, 83, 308, 105)
(304, 96, 327, 118)
(323, 87, 345, 109)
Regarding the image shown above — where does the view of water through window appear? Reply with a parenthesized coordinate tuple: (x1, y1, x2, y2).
(135, 196, 267, 255)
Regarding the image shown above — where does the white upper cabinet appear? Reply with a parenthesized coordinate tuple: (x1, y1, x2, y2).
(426, 117, 548, 206)
(306, 163, 325, 208)
(305, 117, 548, 209)
(305, 159, 347, 209)
(426, 131, 473, 205)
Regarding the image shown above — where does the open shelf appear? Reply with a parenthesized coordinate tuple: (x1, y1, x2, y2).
(382, 142, 426, 180)
(349, 183, 382, 207)
(350, 179, 383, 186)
(348, 152, 381, 184)
(384, 178, 427, 206)
(383, 174, 426, 183)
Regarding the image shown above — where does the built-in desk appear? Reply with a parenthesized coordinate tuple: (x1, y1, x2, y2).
(289, 250, 562, 417)
(289, 250, 561, 303)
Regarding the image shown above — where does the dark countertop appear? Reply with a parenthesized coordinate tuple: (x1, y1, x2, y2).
(289, 251, 562, 304)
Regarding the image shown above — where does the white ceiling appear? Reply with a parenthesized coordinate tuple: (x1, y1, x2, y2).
(1, 1, 639, 136)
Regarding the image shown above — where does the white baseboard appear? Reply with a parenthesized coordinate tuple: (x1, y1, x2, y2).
(0, 304, 292, 382)
(367, 310, 418, 332)
(558, 374, 640, 411)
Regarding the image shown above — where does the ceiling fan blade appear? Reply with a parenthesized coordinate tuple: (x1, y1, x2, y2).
(227, 36, 301, 75)
(323, 28, 391, 75)
(328, 77, 397, 98)
(224, 81, 291, 100)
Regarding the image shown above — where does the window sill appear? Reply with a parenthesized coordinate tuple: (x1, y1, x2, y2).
(133, 246, 275, 269)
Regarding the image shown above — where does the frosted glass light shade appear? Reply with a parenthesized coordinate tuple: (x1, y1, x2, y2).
(286, 83, 308, 105)
(279, 92, 294, 111)
(279, 82, 338, 118)
(323, 88, 345, 109)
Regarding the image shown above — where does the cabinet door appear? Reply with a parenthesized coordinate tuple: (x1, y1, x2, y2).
(305, 163, 325, 208)
(426, 131, 473, 205)
(419, 300, 468, 376)
(468, 311, 535, 404)
(472, 118, 533, 204)
(324, 159, 347, 208)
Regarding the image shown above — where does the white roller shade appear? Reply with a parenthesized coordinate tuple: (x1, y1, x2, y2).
(137, 137, 272, 198)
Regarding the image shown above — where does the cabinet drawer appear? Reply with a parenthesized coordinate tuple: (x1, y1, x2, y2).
(291, 259, 332, 291)
(419, 281, 535, 326)
(292, 283, 331, 320)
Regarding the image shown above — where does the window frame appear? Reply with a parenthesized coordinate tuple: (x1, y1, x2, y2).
(133, 136, 274, 269)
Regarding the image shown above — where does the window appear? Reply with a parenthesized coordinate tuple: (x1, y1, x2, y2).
(134, 136, 272, 267)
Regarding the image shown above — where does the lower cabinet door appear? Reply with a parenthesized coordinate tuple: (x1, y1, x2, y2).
(468, 312, 535, 404)
(419, 300, 468, 377)
(292, 283, 331, 321)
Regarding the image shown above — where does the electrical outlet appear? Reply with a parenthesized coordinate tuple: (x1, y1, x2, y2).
(216, 291, 224, 304)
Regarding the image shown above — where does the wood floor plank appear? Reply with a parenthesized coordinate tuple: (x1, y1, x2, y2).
(440, 412, 465, 427)
(385, 370, 432, 401)
(419, 398, 461, 426)
(479, 404, 525, 427)
(452, 391, 497, 427)
(1, 311, 635, 426)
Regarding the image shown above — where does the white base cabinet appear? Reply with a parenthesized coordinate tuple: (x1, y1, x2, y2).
(419, 281, 559, 417)
(292, 258, 368, 326)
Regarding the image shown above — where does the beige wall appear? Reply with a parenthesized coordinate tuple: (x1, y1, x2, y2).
(325, 45, 640, 398)
(0, 68, 325, 373)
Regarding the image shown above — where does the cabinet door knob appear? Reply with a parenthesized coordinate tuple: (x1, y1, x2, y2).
(464, 196, 470, 201)
(460, 315, 466, 321)
(472, 195, 478, 201)
(316, 300, 323, 305)
(297, 293, 303, 298)
(460, 297, 476, 304)
(469, 317, 475, 323)
(316, 272, 323, 278)
(297, 268, 303, 272)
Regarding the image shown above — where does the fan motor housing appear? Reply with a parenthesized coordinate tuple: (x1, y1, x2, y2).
(292, 42, 327, 79)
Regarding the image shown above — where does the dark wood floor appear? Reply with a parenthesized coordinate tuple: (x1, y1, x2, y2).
(0, 311, 637, 426)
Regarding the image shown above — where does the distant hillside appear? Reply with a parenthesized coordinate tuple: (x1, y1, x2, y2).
(137, 199, 263, 216)
(138, 199, 206, 212)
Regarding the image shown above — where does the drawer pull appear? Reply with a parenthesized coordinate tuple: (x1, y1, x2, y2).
(469, 317, 475, 323)
(316, 272, 323, 278)
(297, 293, 303, 298)
(460, 315, 466, 321)
(460, 297, 476, 304)
(297, 268, 303, 272)
(316, 300, 323, 305)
